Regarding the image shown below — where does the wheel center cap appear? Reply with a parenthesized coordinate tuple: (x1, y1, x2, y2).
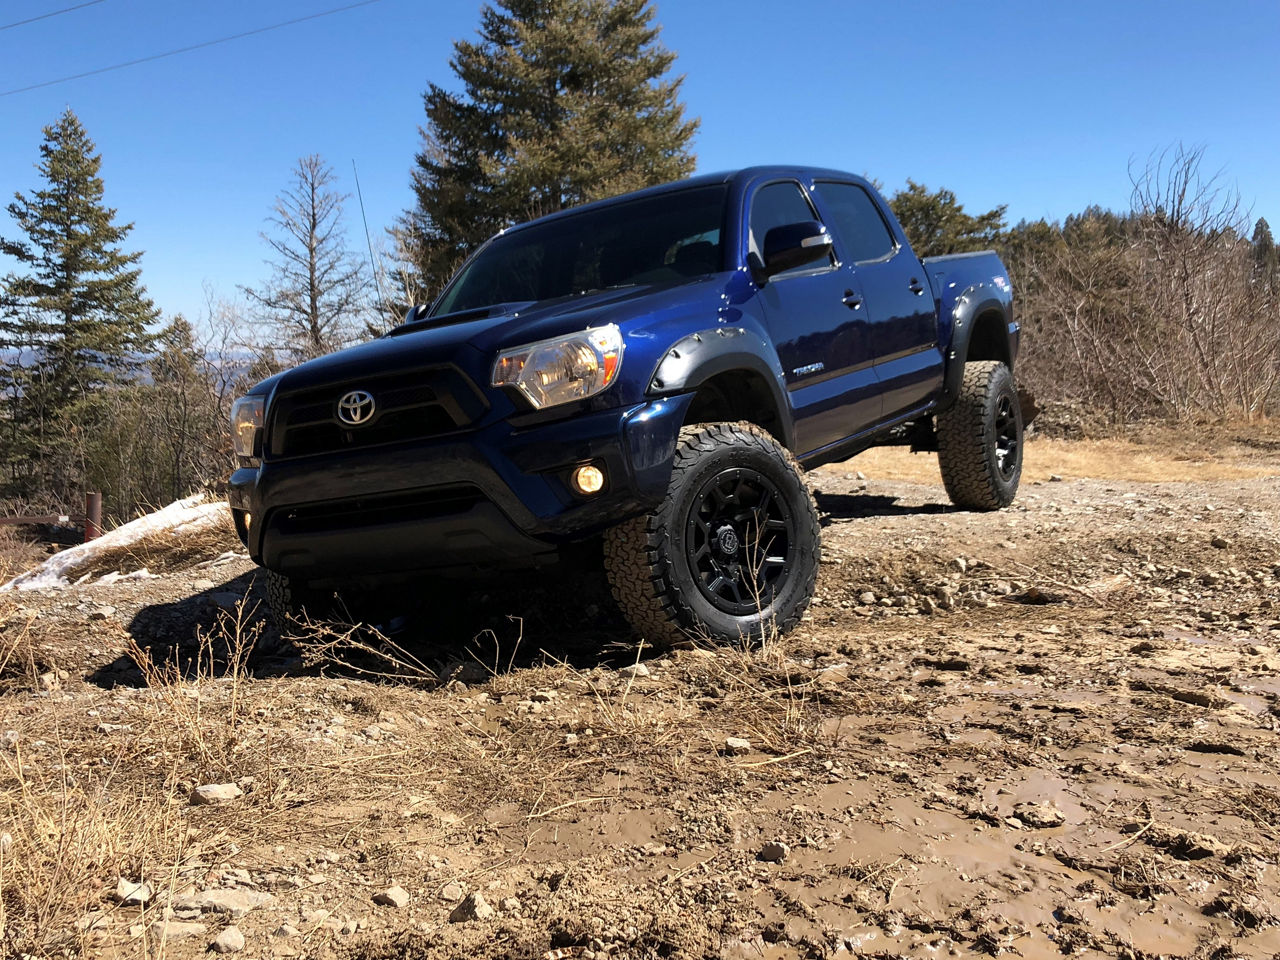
(715, 526, 740, 556)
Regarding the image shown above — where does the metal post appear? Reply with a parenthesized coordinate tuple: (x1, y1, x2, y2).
(85, 492, 102, 542)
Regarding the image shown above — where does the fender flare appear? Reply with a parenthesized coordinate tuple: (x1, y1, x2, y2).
(647, 326, 795, 451)
(940, 293, 1013, 409)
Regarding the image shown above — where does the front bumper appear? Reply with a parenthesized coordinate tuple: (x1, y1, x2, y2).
(227, 395, 693, 580)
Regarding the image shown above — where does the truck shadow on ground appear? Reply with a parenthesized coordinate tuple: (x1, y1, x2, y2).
(812, 491, 951, 522)
(89, 568, 638, 689)
(87, 492, 943, 689)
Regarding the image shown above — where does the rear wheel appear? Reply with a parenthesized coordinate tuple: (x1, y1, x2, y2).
(937, 360, 1023, 510)
(603, 422, 820, 645)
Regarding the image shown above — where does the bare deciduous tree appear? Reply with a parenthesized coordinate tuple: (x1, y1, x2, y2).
(242, 155, 370, 361)
(1010, 144, 1280, 426)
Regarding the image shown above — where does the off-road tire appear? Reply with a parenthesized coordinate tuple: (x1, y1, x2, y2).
(603, 421, 820, 645)
(264, 570, 341, 633)
(937, 360, 1023, 510)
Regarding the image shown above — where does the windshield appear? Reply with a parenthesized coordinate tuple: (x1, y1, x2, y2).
(431, 184, 729, 316)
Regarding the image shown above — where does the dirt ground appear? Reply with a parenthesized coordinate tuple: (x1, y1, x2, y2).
(2, 428, 1279, 959)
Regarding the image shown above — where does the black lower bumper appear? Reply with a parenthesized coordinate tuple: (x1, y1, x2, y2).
(227, 395, 693, 581)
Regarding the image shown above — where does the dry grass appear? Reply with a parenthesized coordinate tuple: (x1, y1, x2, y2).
(74, 515, 241, 580)
(0, 598, 293, 957)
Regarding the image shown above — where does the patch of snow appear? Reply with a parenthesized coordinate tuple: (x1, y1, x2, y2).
(1, 496, 231, 593)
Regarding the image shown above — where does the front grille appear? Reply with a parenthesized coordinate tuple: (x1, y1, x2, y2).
(269, 486, 484, 537)
(266, 367, 487, 459)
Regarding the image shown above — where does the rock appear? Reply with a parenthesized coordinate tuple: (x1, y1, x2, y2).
(724, 737, 752, 755)
(191, 783, 243, 805)
(757, 841, 791, 863)
(1210, 536, 1231, 549)
(115, 877, 152, 905)
(1011, 801, 1066, 828)
(617, 662, 651, 679)
(173, 888, 274, 918)
(37, 671, 60, 692)
(154, 920, 206, 940)
(96, 722, 131, 734)
(449, 892, 494, 923)
(499, 897, 521, 914)
(440, 881, 466, 902)
(212, 926, 245, 953)
(272, 923, 301, 938)
(192, 578, 216, 590)
(373, 885, 410, 908)
(1048, 474, 1063, 482)
(76, 911, 108, 933)
(951, 557, 968, 573)
(858, 591, 877, 605)
(88, 605, 115, 620)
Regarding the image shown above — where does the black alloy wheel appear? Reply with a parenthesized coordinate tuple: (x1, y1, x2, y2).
(686, 467, 794, 616)
(994, 393, 1020, 482)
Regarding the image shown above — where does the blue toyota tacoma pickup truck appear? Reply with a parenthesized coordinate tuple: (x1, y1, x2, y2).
(228, 166, 1022, 643)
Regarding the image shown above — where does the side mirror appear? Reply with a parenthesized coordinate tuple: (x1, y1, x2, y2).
(761, 221, 833, 278)
(402, 304, 430, 325)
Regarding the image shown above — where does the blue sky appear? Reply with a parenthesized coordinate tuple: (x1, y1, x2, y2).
(2, 0, 1277, 327)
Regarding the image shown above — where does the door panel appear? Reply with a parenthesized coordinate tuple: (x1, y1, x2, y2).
(747, 180, 880, 455)
(859, 248, 943, 417)
(812, 181, 943, 419)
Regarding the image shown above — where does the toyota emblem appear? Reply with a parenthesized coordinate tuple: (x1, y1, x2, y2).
(337, 390, 375, 426)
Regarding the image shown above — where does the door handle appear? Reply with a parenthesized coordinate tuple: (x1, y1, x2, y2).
(842, 289, 862, 309)
(908, 278, 925, 295)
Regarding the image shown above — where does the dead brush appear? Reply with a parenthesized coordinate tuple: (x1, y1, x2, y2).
(73, 515, 241, 580)
(126, 595, 268, 782)
(290, 615, 438, 686)
(0, 729, 193, 958)
(0, 602, 50, 695)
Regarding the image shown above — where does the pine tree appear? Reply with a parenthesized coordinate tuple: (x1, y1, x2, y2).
(401, 0, 699, 298)
(243, 155, 370, 361)
(1252, 217, 1278, 285)
(888, 180, 1007, 258)
(0, 108, 158, 497)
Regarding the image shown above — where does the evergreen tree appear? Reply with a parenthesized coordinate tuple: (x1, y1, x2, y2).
(1252, 217, 1278, 284)
(242, 155, 370, 361)
(401, 0, 699, 298)
(888, 180, 1007, 258)
(0, 108, 157, 497)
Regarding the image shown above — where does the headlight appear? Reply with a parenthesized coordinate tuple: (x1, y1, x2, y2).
(492, 324, 624, 409)
(230, 396, 264, 458)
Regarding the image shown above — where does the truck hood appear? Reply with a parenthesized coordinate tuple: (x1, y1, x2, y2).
(256, 278, 723, 396)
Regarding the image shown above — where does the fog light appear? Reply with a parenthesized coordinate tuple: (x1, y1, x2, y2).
(571, 464, 606, 496)
(244, 512, 252, 530)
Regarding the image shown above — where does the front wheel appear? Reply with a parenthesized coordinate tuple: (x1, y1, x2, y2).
(936, 360, 1023, 510)
(603, 422, 820, 645)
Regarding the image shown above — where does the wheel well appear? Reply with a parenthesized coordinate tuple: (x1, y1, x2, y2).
(685, 370, 785, 443)
(966, 310, 1012, 368)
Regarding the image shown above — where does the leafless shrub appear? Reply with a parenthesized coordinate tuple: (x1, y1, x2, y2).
(291, 617, 439, 687)
(1012, 144, 1280, 425)
(126, 597, 266, 781)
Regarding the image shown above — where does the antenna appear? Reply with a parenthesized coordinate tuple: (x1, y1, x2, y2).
(351, 159, 386, 314)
